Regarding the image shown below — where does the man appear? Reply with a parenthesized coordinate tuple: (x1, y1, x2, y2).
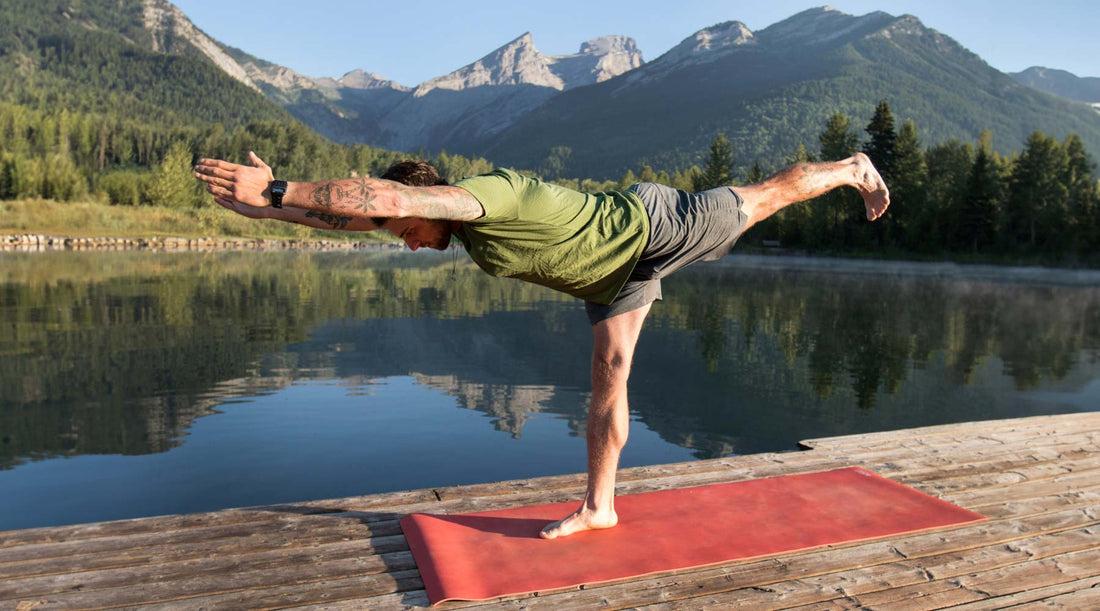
(195, 151, 889, 539)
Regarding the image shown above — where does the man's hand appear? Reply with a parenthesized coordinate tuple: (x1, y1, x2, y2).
(194, 152, 275, 208)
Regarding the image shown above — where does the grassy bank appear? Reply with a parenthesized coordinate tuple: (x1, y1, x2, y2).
(0, 198, 389, 243)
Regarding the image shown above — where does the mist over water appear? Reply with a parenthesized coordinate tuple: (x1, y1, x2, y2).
(1, 251, 1096, 529)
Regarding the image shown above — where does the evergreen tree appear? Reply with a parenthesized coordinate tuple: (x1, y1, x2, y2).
(889, 119, 926, 249)
(539, 146, 572, 179)
(1062, 134, 1098, 253)
(618, 169, 638, 191)
(745, 161, 765, 185)
(696, 133, 734, 191)
(814, 113, 860, 247)
(144, 141, 203, 208)
(863, 101, 897, 183)
(956, 147, 1001, 252)
(672, 167, 702, 192)
(922, 139, 974, 252)
(1005, 131, 1069, 252)
(819, 112, 860, 161)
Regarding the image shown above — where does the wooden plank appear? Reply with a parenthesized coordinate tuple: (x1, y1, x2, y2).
(621, 528, 1100, 611)
(806, 431, 1100, 466)
(0, 490, 436, 549)
(912, 459, 1100, 498)
(1, 555, 424, 610)
(945, 575, 1100, 610)
(799, 413, 1100, 450)
(0, 531, 408, 583)
(0, 540, 415, 601)
(944, 470, 1100, 508)
(856, 547, 1100, 610)
(102, 570, 424, 611)
(0, 514, 402, 565)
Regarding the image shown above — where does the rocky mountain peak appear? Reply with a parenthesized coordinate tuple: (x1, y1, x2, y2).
(414, 32, 563, 96)
(549, 35, 644, 89)
(139, 0, 258, 90)
(338, 70, 410, 91)
(758, 6, 893, 47)
(660, 21, 756, 65)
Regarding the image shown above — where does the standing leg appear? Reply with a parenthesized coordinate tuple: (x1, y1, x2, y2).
(736, 152, 890, 231)
(540, 303, 651, 540)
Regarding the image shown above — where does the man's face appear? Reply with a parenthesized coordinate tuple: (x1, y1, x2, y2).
(386, 218, 453, 251)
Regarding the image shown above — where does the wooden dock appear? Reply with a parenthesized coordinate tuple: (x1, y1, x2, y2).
(2, 412, 1098, 610)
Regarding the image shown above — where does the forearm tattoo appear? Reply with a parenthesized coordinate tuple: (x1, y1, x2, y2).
(307, 179, 380, 213)
(305, 210, 352, 230)
(408, 189, 484, 220)
(306, 179, 482, 221)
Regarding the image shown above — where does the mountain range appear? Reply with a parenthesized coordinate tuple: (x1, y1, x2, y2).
(1010, 67, 1100, 106)
(3, 1, 1099, 179)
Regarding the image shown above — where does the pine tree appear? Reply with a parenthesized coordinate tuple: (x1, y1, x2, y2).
(1062, 134, 1098, 253)
(956, 147, 1001, 252)
(863, 101, 897, 183)
(889, 119, 926, 249)
(144, 141, 203, 208)
(814, 113, 860, 247)
(745, 161, 765, 185)
(1006, 131, 1069, 252)
(696, 133, 734, 191)
(819, 112, 859, 161)
(923, 139, 974, 252)
(637, 165, 659, 183)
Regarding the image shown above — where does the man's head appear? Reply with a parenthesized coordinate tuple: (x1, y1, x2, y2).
(375, 160, 455, 251)
(381, 160, 448, 188)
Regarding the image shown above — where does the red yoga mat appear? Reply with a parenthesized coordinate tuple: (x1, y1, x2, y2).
(400, 467, 985, 605)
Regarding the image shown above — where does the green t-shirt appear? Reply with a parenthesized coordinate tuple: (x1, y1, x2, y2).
(454, 169, 649, 305)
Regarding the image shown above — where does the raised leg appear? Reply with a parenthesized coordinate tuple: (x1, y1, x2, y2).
(540, 303, 651, 540)
(735, 152, 890, 230)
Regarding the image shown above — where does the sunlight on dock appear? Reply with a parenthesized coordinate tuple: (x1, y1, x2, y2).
(2, 412, 1098, 609)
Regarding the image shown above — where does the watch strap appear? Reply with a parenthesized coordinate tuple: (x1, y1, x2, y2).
(270, 180, 287, 208)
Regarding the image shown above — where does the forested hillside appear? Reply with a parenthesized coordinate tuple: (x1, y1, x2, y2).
(0, 0, 493, 221)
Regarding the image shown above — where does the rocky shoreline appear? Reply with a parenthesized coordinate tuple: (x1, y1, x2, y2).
(1, 234, 403, 252)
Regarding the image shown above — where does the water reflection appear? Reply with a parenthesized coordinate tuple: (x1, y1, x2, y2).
(1, 251, 1097, 476)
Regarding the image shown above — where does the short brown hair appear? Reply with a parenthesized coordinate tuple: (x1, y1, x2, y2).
(373, 160, 448, 227)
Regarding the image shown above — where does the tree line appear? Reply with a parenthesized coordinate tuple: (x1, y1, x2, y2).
(2, 97, 1098, 264)
(690, 102, 1099, 263)
(0, 101, 493, 210)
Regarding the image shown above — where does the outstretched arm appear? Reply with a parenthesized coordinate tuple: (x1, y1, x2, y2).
(211, 196, 382, 231)
(194, 152, 484, 223)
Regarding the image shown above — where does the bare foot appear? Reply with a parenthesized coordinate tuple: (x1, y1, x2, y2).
(853, 152, 890, 221)
(539, 505, 618, 540)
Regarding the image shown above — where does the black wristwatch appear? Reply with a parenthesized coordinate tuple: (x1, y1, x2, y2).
(270, 180, 287, 208)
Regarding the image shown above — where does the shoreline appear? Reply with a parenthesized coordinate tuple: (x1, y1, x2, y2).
(1, 233, 402, 252)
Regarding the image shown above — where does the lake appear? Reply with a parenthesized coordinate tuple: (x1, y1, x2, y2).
(1, 250, 1097, 530)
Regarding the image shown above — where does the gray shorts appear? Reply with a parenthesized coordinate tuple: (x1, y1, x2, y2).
(585, 182, 747, 325)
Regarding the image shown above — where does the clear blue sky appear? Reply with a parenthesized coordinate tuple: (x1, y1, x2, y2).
(172, 1, 1098, 87)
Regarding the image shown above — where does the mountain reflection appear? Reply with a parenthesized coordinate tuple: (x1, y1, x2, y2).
(1, 251, 1097, 469)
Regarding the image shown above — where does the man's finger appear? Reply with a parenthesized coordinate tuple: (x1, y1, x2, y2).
(194, 158, 242, 171)
(193, 165, 237, 181)
(207, 184, 233, 199)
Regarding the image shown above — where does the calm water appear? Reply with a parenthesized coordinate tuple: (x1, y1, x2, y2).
(1, 250, 1098, 530)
